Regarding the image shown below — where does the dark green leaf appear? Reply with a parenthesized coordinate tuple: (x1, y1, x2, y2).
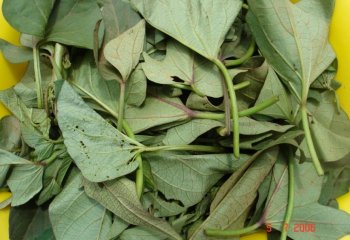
(10, 205, 54, 240)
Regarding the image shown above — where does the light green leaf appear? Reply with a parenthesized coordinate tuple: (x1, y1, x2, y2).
(163, 119, 223, 145)
(46, 0, 102, 49)
(0, 39, 32, 63)
(131, 0, 242, 59)
(143, 152, 249, 207)
(142, 40, 223, 98)
(104, 20, 145, 80)
(8, 164, 44, 206)
(57, 81, 139, 182)
(2, 0, 55, 37)
(265, 159, 350, 240)
(83, 178, 182, 240)
(190, 147, 279, 240)
(49, 172, 112, 240)
(246, 0, 335, 97)
(255, 67, 293, 120)
(124, 96, 190, 133)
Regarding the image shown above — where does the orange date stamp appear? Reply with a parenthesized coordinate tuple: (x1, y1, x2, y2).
(265, 223, 315, 233)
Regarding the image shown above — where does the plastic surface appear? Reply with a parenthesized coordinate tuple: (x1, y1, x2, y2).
(0, 0, 349, 239)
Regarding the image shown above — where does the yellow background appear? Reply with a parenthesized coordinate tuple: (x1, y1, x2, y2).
(0, 0, 349, 239)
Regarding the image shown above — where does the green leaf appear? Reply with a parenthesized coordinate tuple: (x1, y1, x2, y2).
(70, 52, 120, 117)
(57, 81, 139, 182)
(239, 117, 294, 135)
(143, 152, 249, 207)
(246, 0, 335, 98)
(235, 58, 267, 109)
(124, 96, 190, 133)
(142, 40, 223, 98)
(107, 215, 129, 240)
(9, 205, 54, 240)
(0, 149, 33, 165)
(96, 0, 141, 80)
(125, 64, 147, 107)
(0, 116, 21, 152)
(163, 119, 223, 145)
(83, 178, 182, 240)
(8, 164, 44, 206)
(2, 0, 55, 37)
(265, 159, 350, 240)
(0, 88, 54, 161)
(37, 154, 72, 205)
(46, 0, 102, 49)
(186, 93, 224, 112)
(255, 67, 293, 121)
(301, 91, 350, 162)
(190, 147, 279, 240)
(0, 116, 21, 186)
(120, 227, 168, 240)
(143, 193, 186, 218)
(49, 172, 112, 240)
(131, 0, 242, 59)
(0, 39, 33, 63)
(104, 20, 145, 81)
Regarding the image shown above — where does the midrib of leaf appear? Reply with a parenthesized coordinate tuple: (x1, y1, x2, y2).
(96, 209, 108, 240)
(282, 3, 308, 98)
(34, 0, 49, 22)
(71, 82, 118, 119)
(251, 6, 303, 97)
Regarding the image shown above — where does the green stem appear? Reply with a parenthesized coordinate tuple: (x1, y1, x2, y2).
(117, 82, 126, 131)
(301, 106, 324, 175)
(212, 58, 240, 158)
(239, 96, 279, 117)
(194, 96, 279, 120)
(33, 47, 44, 108)
(224, 39, 255, 67)
(190, 84, 205, 97)
(54, 43, 64, 77)
(42, 149, 66, 165)
(205, 222, 261, 237)
(122, 120, 144, 199)
(140, 145, 224, 153)
(171, 83, 192, 91)
(234, 81, 250, 91)
(280, 150, 295, 240)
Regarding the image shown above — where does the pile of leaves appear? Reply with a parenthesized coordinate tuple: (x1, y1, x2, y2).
(1, 0, 350, 239)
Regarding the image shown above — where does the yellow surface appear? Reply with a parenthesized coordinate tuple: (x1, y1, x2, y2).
(0, 192, 11, 240)
(0, 0, 349, 240)
(0, 0, 27, 117)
